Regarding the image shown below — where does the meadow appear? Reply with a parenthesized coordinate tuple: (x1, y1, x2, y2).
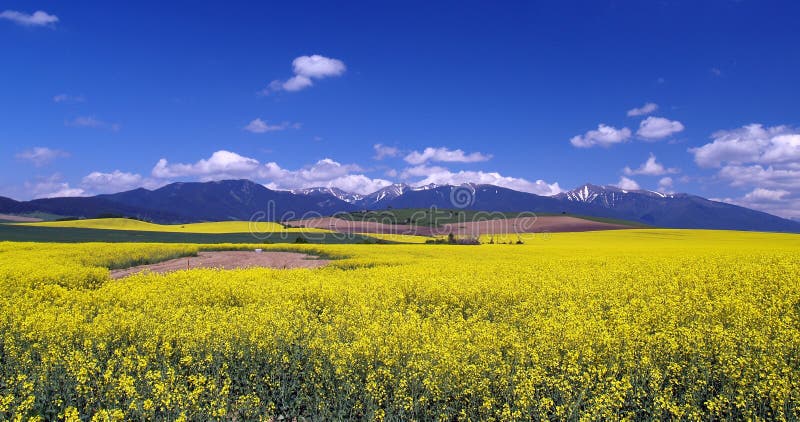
(1, 229, 799, 420)
(15, 218, 330, 233)
(0, 219, 381, 244)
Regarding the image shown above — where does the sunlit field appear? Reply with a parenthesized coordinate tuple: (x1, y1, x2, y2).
(1, 229, 799, 420)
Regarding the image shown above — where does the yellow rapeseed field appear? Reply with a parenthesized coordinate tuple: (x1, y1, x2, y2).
(1, 229, 799, 420)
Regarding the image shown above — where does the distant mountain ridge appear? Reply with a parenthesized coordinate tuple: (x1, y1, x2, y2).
(1, 179, 799, 233)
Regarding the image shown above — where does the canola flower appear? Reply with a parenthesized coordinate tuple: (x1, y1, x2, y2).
(0, 229, 799, 420)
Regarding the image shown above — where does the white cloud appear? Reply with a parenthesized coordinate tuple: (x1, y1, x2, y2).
(53, 94, 85, 103)
(636, 116, 685, 140)
(152, 150, 557, 196)
(81, 171, 149, 194)
(292, 55, 347, 79)
(404, 147, 492, 165)
(263, 55, 346, 94)
(0, 10, 58, 27)
(615, 176, 640, 190)
(627, 102, 658, 117)
(690, 124, 800, 168)
(623, 153, 680, 176)
(720, 189, 800, 220)
(406, 166, 561, 196)
(373, 144, 399, 160)
(316, 174, 392, 195)
(150, 151, 390, 195)
(690, 124, 800, 219)
(261, 159, 392, 195)
(743, 188, 790, 202)
(243, 118, 300, 133)
(152, 150, 261, 180)
(23, 170, 162, 199)
(717, 165, 800, 190)
(66, 116, 120, 131)
(263, 158, 360, 183)
(570, 124, 632, 148)
(15, 147, 69, 167)
(399, 164, 449, 179)
(281, 75, 313, 92)
(658, 177, 674, 193)
(28, 174, 86, 199)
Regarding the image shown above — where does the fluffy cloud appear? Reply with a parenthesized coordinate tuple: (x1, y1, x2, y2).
(373, 144, 399, 160)
(720, 189, 800, 220)
(570, 124, 632, 148)
(404, 147, 492, 165)
(15, 147, 69, 167)
(627, 102, 658, 117)
(28, 174, 85, 199)
(152, 150, 261, 180)
(623, 153, 680, 176)
(743, 188, 790, 202)
(151, 151, 390, 195)
(291, 174, 392, 195)
(281, 76, 313, 91)
(690, 124, 800, 191)
(81, 171, 152, 194)
(405, 165, 561, 196)
(66, 116, 120, 131)
(243, 118, 300, 133)
(0, 10, 58, 26)
(293, 55, 347, 78)
(261, 159, 393, 194)
(690, 124, 800, 168)
(690, 124, 800, 218)
(658, 177, 674, 193)
(636, 117, 685, 140)
(615, 176, 640, 190)
(263, 55, 346, 94)
(717, 165, 800, 190)
(399, 164, 449, 179)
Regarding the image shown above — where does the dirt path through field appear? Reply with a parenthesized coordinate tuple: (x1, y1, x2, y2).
(110, 251, 329, 279)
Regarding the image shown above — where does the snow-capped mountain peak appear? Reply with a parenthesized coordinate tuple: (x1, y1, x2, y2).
(356, 183, 410, 207)
(410, 183, 440, 191)
(555, 183, 677, 207)
(291, 187, 364, 204)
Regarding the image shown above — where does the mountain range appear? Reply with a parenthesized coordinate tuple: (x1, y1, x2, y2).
(1, 179, 799, 233)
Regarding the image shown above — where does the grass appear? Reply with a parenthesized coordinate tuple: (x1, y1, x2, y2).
(339, 209, 540, 226)
(566, 214, 652, 228)
(354, 232, 432, 243)
(0, 224, 377, 244)
(16, 218, 331, 233)
(337, 208, 648, 227)
(3, 214, 648, 244)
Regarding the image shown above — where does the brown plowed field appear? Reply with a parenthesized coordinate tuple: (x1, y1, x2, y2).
(110, 251, 328, 279)
(287, 216, 629, 237)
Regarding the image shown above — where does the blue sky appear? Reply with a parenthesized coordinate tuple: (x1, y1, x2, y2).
(2, 1, 800, 217)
